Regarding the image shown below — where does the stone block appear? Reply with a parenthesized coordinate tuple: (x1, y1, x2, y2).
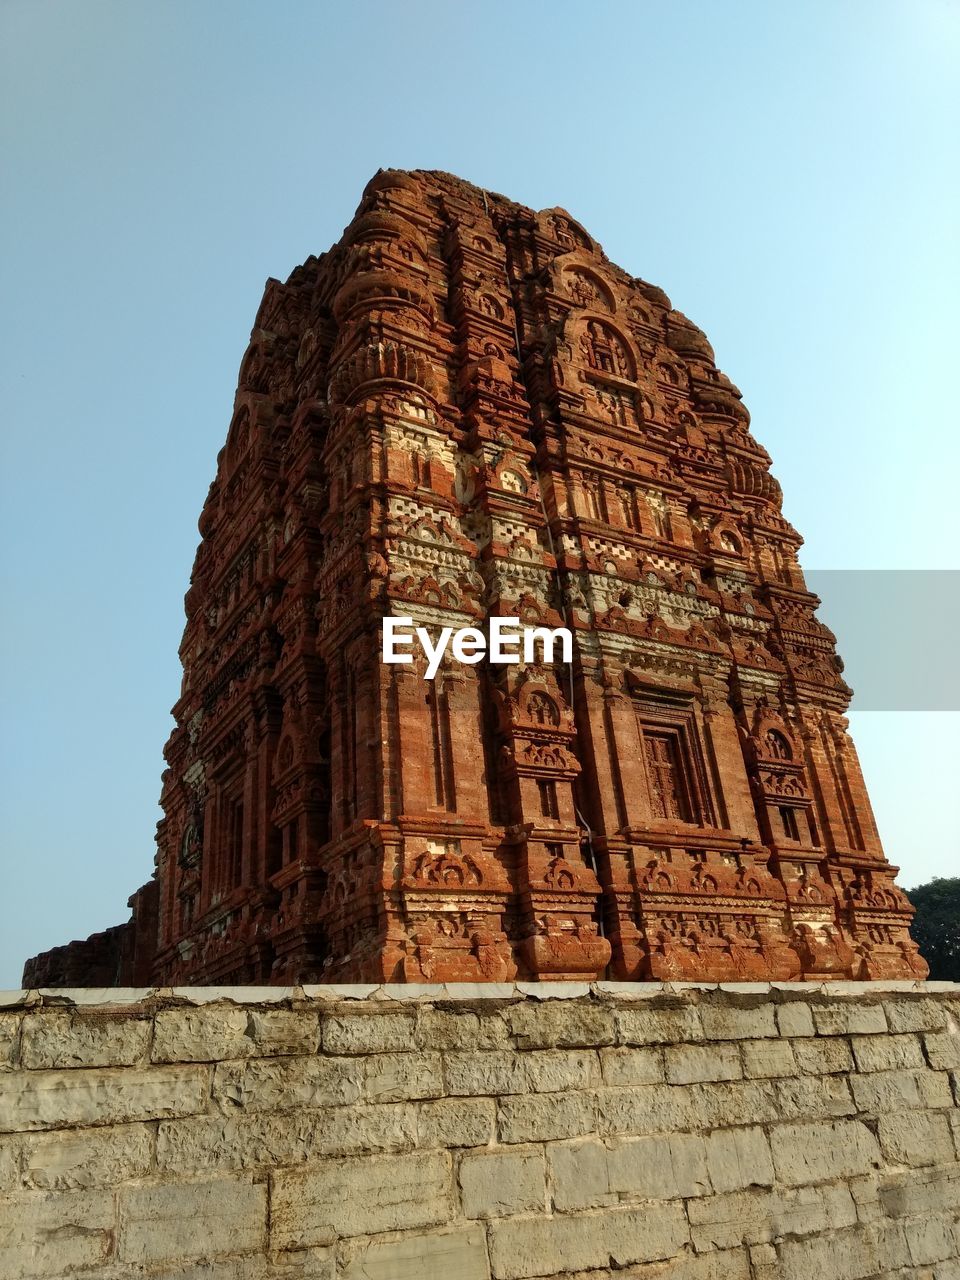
(770, 1119, 882, 1186)
(363, 1051, 443, 1102)
(773, 1073, 856, 1119)
(505, 1001, 615, 1049)
(688, 1079, 782, 1129)
(820, 1181, 858, 1229)
(162, 1100, 417, 1172)
(0, 1188, 116, 1276)
(749, 1241, 778, 1271)
(688, 1183, 855, 1252)
(812, 1000, 887, 1036)
(850, 1068, 954, 1114)
(657, 1249, 752, 1280)
(522, 1048, 600, 1093)
(686, 1188, 776, 1250)
(487, 1201, 689, 1278)
(699, 1003, 777, 1040)
(793, 1036, 854, 1075)
(872, 1218, 913, 1271)
(598, 1046, 664, 1085)
(338, 1224, 490, 1280)
(213, 1055, 363, 1111)
(15, 1121, 153, 1190)
(157, 1111, 322, 1173)
(0, 1139, 18, 1190)
(143, 1257, 334, 1280)
(271, 1151, 453, 1246)
(665, 1042, 742, 1083)
(418, 1097, 495, 1149)
(313, 1102, 419, 1157)
(459, 1147, 545, 1218)
(20, 1010, 151, 1069)
(616, 1004, 703, 1045)
(883, 996, 950, 1034)
(321, 1012, 417, 1055)
(444, 1050, 528, 1096)
(924, 1029, 960, 1071)
(851, 1033, 925, 1072)
(153, 1007, 253, 1062)
(0, 1064, 209, 1132)
(704, 1126, 775, 1192)
(548, 1138, 616, 1210)
(497, 1090, 596, 1143)
(118, 1175, 266, 1264)
(776, 1001, 815, 1037)
(741, 1039, 797, 1078)
(877, 1112, 957, 1167)
(417, 1008, 508, 1051)
(0, 1014, 20, 1067)
(596, 1083, 699, 1135)
(777, 1223, 881, 1280)
(551, 1132, 711, 1208)
(879, 1163, 960, 1218)
(611, 1133, 710, 1199)
(846, 1172, 881, 1217)
(904, 1214, 958, 1266)
(244, 1008, 321, 1055)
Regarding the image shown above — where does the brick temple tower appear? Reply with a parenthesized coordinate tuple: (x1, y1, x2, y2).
(24, 169, 926, 987)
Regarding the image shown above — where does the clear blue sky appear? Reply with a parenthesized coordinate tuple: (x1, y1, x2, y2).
(1, 1, 957, 988)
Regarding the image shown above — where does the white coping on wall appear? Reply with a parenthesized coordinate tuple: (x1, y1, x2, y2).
(1, 980, 957, 1008)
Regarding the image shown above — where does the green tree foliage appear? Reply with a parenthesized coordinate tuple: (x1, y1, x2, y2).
(906, 878, 960, 981)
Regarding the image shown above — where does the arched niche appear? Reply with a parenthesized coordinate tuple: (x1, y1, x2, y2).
(537, 207, 596, 254)
(558, 261, 617, 314)
(574, 315, 638, 382)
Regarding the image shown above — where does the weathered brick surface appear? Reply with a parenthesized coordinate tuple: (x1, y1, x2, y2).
(0, 982, 957, 1277)
(26, 173, 928, 995)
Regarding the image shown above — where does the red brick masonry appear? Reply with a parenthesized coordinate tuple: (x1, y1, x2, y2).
(24, 170, 925, 987)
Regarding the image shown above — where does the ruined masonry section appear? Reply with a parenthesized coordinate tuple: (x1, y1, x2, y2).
(0, 982, 959, 1278)
(24, 168, 924, 986)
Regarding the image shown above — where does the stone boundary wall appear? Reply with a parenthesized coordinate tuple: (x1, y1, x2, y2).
(1, 981, 959, 1280)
